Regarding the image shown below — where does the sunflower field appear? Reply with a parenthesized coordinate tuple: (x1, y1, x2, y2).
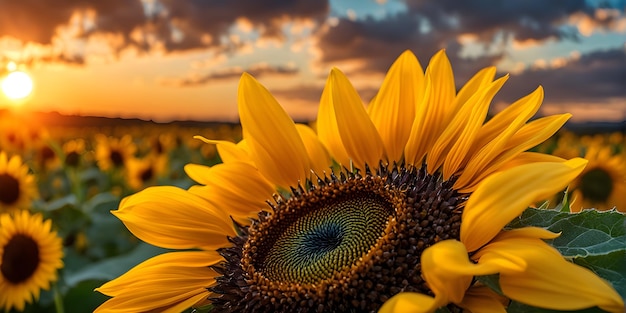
(0, 111, 241, 312)
(1, 52, 625, 312)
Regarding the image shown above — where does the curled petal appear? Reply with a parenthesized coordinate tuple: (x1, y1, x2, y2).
(192, 137, 251, 164)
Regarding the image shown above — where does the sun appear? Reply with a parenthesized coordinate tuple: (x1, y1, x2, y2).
(1, 71, 34, 100)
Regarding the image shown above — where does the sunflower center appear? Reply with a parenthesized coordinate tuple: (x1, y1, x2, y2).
(211, 164, 464, 313)
(1, 234, 40, 284)
(110, 150, 124, 167)
(580, 168, 613, 203)
(0, 173, 20, 205)
(65, 151, 81, 167)
(140, 167, 154, 183)
(258, 191, 394, 284)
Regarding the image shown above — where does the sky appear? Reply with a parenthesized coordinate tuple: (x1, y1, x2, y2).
(0, 0, 624, 123)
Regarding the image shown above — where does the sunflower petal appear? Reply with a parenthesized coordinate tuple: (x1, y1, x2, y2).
(405, 50, 455, 166)
(421, 240, 500, 304)
(367, 50, 424, 162)
(456, 113, 571, 192)
(193, 136, 251, 164)
(295, 123, 332, 177)
(95, 251, 219, 313)
(461, 158, 587, 252)
(475, 234, 624, 312)
(458, 285, 507, 313)
(238, 73, 310, 188)
(318, 68, 385, 170)
(378, 292, 440, 313)
(429, 75, 508, 177)
(187, 162, 274, 220)
(113, 186, 235, 250)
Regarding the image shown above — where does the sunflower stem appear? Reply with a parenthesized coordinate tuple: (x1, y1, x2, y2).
(53, 283, 65, 313)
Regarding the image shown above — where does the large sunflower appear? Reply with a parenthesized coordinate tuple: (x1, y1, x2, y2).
(0, 152, 38, 213)
(95, 50, 623, 312)
(0, 210, 64, 311)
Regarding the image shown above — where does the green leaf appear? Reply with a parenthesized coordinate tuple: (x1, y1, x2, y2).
(573, 250, 626, 300)
(64, 243, 168, 287)
(507, 208, 626, 258)
(477, 274, 503, 295)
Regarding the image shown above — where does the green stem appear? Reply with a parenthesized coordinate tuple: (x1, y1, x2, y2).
(53, 283, 64, 313)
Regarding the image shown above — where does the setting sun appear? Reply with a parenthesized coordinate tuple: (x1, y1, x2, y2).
(1, 70, 34, 100)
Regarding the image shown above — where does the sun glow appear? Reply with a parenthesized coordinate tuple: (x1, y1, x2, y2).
(2, 71, 34, 100)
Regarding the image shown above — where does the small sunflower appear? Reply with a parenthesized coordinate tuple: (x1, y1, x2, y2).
(95, 50, 624, 312)
(0, 152, 38, 213)
(94, 134, 137, 171)
(125, 154, 168, 191)
(0, 210, 64, 311)
(570, 143, 626, 212)
(62, 138, 86, 168)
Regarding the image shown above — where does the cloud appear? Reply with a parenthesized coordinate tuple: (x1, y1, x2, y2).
(0, 0, 330, 63)
(496, 47, 626, 106)
(160, 62, 298, 86)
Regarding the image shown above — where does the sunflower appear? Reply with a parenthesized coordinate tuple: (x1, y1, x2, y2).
(569, 143, 626, 212)
(62, 138, 86, 168)
(95, 50, 624, 312)
(0, 152, 38, 213)
(125, 154, 168, 191)
(0, 210, 64, 311)
(94, 134, 137, 171)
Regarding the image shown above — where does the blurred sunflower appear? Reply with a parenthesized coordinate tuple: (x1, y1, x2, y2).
(0, 152, 38, 213)
(0, 210, 64, 311)
(94, 134, 137, 171)
(95, 50, 624, 312)
(570, 143, 626, 212)
(62, 138, 86, 168)
(125, 154, 168, 191)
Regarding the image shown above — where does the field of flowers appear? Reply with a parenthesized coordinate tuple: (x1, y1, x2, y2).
(0, 111, 241, 312)
(0, 109, 624, 312)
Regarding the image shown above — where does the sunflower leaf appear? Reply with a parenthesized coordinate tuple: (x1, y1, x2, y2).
(506, 208, 626, 257)
(573, 250, 626, 300)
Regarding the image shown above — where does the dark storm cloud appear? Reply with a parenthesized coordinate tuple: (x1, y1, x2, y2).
(497, 47, 626, 105)
(163, 63, 298, 86)
(0, 0, 329, 60)
(314, 0, 622, 79)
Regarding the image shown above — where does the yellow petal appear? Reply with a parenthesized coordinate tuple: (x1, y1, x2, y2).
(422, 240, 500, 305)
(95, 251, 219, 313)
(424, 66, 496, 173)
(367, 50, 424, 162)
(378, 292, 440, 313)
(405, 50, 455, 166)
(113, 186, 235, 250)
(295, 123, 333, 177)
(238, 73, 310, 188)
(318, 68, 386, 170)
(187, 162, 274, 220)
(429, 75, 508, 177)
(469, 86, 544, 156)
(193, 136, 251, 164)
(456, 113, 571, 192)
(477, 235, 624, 312)
(458, 285, 507, 313)
(461, 158, 587, 252)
